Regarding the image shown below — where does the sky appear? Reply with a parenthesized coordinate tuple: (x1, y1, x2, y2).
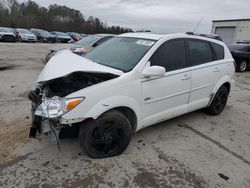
(19, 0, 250, 33)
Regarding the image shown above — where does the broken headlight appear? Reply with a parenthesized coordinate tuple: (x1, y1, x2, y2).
(35, 96, 85, 118)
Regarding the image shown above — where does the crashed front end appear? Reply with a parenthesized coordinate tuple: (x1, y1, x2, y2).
(28, 50, 122, 142)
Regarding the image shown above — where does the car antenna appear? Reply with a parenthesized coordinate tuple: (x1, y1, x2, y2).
(193, 18, 203, 32)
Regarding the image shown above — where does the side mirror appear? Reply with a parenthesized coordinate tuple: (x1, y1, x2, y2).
(142, 66, 166, 78)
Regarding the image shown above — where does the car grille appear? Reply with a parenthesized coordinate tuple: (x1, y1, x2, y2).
(2, 35, 14, 41)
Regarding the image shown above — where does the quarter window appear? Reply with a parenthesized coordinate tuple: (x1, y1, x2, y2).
(150, 39, 186, 72)
(211, 43, 224, 60)
(188, 39, 213, 66)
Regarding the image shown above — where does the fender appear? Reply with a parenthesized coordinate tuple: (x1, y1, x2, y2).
(60, 96, 142, 131)
(84, 96, 142, 129)
(208, 75, 233, 106)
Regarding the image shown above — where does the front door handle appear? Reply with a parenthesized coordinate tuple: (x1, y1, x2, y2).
(213, 67, 220, 72)
(181, 74, 191, 80)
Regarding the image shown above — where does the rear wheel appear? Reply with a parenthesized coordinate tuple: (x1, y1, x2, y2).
(79, 110, 132, 158)
(206, 85, 229, 115)
(237, 60, 247, 72)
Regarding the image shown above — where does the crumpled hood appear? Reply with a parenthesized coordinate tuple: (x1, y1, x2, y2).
(49, 43, 81, 52)
(37, 50, 123, 83)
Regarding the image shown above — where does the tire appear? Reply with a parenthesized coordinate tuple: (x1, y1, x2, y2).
(79, 110, 132, 158)
(237, 60, 247, 72)
(247, 61, 250, 71)
(206, 85, 229, 115)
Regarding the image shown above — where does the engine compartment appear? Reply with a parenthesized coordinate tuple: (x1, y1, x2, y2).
(40, 71, 118, 98)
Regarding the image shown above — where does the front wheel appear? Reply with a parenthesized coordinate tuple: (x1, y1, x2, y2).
(79, 110, 132, 158)
(237, 60, 247, 72)
(206, 85, 229, 115)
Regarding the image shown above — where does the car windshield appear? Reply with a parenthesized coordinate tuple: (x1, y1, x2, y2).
(36, 30, 51, 36)
(72, 32, 81, 37)
(85, 37, 156, 72)
(75, 35, 99, 46)
(0, 27, 12, 32)
(56, 32, 67, 36)
(18, 29, 32, 34)
(228, 44, 249, 52)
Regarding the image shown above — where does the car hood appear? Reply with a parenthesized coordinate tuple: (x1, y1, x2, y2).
(37, 50, 123, 83)
(49, 43, 81, 52)
(0, 32, 14, 36)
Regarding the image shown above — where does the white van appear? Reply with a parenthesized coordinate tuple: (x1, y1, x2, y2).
(29, 33, 235, 158)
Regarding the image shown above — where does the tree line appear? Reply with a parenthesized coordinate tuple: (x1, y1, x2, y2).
(0, 0, 133, 34)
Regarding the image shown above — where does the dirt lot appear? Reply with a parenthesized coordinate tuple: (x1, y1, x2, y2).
(0, 42, 250, 188)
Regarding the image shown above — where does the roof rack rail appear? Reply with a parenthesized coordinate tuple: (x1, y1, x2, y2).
(186, 32, 223, 42)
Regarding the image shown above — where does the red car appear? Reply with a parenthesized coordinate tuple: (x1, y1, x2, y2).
(66, 32, 83, 41)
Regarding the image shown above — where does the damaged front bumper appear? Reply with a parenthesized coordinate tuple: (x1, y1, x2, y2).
(28, 90, 84, 140)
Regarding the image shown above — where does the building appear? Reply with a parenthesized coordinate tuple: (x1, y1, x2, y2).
(211, 19, 250, 44)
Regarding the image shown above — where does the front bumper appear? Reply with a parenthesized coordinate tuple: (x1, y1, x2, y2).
(29, 90, 42, 138)
(29, 90, 62, 142)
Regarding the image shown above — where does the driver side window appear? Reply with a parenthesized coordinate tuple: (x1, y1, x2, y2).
(150, 39, 186, 72)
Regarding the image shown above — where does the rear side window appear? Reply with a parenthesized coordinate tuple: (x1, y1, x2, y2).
(211, 43, 224, 60)
(150, 39, 186, 72)
(188, 39, 213, 66)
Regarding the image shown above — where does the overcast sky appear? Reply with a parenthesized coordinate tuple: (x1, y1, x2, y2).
(20, 0, 250, 33)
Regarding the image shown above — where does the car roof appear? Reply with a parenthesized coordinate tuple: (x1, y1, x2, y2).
(229, 43, 250, 47)
(119, 33, 164, 40)
(119, 32, 225, 45)
(94, 33, 116, 37)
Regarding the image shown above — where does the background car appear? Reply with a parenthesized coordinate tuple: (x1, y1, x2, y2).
(73, 34, 115, 55)
(228, 43, 250, 72)
(30, 29, 56, 43)
(45, 34, 115, 62)
(14, 28, 37, 42)
(66, 32, 83, 42)
(50, 31, 71, 43)
(0, 27, 16, 42)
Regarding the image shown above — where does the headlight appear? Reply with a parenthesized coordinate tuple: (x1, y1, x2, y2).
(35, 96, 85, 118)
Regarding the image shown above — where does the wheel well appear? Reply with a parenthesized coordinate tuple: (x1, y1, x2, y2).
(78, 107, 138, 133)
(222, 82, 231, 92)
(112, 107, 137, 133)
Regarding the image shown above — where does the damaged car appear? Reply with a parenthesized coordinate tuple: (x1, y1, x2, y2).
(45, 34, 114, 62)
(29, 33, 235, 158)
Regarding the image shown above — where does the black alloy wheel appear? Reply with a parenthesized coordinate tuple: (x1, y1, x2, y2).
(237, 60, 247, 72)
(206, 85, 229, 115)
(79, 110, 132, 158)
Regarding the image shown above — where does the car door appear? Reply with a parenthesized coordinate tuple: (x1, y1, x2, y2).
(187, 39, 222, 111)
(141, 39, 192, 127)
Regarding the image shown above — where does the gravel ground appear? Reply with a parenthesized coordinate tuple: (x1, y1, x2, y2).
(0, 42, 250, 188)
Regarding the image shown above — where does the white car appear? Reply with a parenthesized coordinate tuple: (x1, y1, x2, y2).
(14, 28, 37, 42)
(29, 33, 235, 158)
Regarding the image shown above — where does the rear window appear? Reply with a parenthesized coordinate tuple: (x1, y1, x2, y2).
(228, 44, 249, 52)
(211, 43, 224, 60)
(188, 39, 213, 66)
